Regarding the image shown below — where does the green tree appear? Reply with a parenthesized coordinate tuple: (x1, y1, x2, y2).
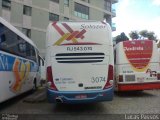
(115, 32, 129, 44)
(129, 30, 157, 41)
(147, 31, 157, 41)
(139, 30, 148, 39)
(129, 31, 139, 40)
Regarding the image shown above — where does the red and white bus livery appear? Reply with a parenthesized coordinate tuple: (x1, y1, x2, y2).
(114, 40, 160, 91)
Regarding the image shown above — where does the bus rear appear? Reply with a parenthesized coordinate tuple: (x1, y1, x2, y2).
(115, 40, 160, 91)
(46, 21, 114, 103)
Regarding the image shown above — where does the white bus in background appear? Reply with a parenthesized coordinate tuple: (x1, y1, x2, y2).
(114, 40, 160, 91)
(0, 17, 39, 103)
(38, 55, 46, 86)
(46, 21, 114, 104)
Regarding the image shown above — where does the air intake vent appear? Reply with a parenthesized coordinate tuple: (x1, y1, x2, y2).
(55, 53, 105, 63)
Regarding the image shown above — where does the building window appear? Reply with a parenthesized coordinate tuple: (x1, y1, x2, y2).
(81, 0, 90, 3)
(64, 17, 69, 21)
(50, 0, 59, 3)
(64, 0, 69, 7)
(104, 0, 111, 12)
(23, 5, 32, 16)
(74, 2, 89, 19)
(22, 28, 31, 38)
(2, 0, 11, 10)
(49, 13, 59, 21)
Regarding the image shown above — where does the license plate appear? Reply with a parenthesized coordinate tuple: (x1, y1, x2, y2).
(75, 95, 87, 99)
(137, 77, 144, 82)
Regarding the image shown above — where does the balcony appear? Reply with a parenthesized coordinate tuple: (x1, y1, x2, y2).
(112, 0, 118, 4)
(112, 23, 116, 31)
(112, 9, 116, 17)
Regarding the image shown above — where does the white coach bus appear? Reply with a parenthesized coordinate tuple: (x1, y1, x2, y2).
(46, 21, 114, 103)
(114, 40, 160, 91)
(0, 17, 39, 103)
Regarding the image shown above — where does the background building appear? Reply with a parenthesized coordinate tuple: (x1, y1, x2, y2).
(0, 0, 118, 58)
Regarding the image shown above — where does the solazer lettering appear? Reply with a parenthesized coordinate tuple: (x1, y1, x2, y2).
(81, 24, 106, 29)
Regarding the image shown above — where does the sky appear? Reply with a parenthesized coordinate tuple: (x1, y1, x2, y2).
(112, 0, 160, 39)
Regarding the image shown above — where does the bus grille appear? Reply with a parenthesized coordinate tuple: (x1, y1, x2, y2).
(125, 75, 135, 82)
(55, 53, 105, 63)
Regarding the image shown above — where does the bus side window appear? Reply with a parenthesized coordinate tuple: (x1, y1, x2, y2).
(18, 43, 26, 53)
(0, 34, 7, 49)
(0, 34, 6, 43)
(26, 44, 37, 62)
(0, 23, 6, 44)
(26, 43, 35, 61)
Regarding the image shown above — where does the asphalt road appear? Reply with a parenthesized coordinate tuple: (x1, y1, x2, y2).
(0, 88, 160, 120)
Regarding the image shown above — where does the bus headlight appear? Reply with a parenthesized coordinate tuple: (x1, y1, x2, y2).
(109, 80, 113, 85)
(47, 82, 52, 88)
